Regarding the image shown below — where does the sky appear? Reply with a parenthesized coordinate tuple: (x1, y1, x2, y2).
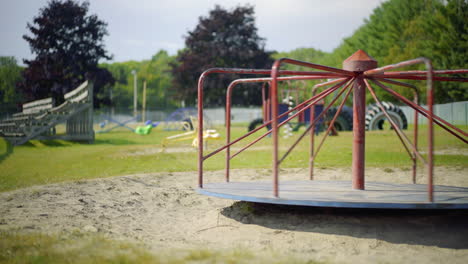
(0, 0, 384, 64)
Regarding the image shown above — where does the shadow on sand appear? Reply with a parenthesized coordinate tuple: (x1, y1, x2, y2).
(221, 201, 468, 249)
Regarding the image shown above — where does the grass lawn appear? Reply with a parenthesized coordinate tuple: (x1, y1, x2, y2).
(0, 123, 466, 264)
(1, 231, 313, 264)
(0, 123, 466, 192)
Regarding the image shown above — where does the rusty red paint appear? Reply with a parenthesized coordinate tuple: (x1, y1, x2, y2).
(196, 51, 466, 204)
(310, 82, 354, 165)
(278, 78, 355, 164)
(343, 50, 378, 190)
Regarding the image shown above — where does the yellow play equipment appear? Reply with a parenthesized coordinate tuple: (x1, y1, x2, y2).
(162, 117, 220, 149)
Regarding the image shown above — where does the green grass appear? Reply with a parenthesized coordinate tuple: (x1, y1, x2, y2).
(0, 231, 319, 264)
(0, 124, 465, 263)
(0, 124, 466, 192)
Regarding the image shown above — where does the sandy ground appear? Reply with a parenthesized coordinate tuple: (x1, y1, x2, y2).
(1, 166, 468, 263)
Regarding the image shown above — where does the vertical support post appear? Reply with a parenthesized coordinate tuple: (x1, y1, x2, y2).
(343, 50, 377, 190)
(198, 75, 205, 188)
(309, 90, 316, 180)
(412, 93, 419, 184)
(225, 87, 232, 182)
(352, 77, 366, 189)
(261, 83, 268, 123)
(271, 61, 281, 197)
(425, 60, 434, 203)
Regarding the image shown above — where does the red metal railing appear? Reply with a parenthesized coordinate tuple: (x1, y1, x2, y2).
(197, 51, 468, 203)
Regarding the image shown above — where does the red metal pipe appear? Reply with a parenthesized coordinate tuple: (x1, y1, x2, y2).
(309, 78, 346, 179)
(366, 69, 468, 76)
(413, 92, 419, 184)
(309, 100, 315, 180)
(309, 91, 316, 180)
(309, 82, 354, 166)
(376, 78, 417, 89)
(352, 76, 366, 190)
(267, 57, 354, 197)
(197, 67, 350, 188)
(230, 78, 351, 161)
(275, 57, 354, 76)
(364, 58, 431, 75)
(271, 62, 280, 197)
(344, 50, 378, 190)
(368, 75, 467, 82)
(261, 82, 268, 123)
(225, 89, 231, 183)
(204, 78, 350, 162)
(371, 80, 468, 142)
(376, 78, 420, 183)
(424, 59, 435, 203)
(366, 57, 435, 202)
(314, 78, 347, 88)
(224, 75, 339, 182)
(278, 78, 355, 164)
(365, 79, 424, 164)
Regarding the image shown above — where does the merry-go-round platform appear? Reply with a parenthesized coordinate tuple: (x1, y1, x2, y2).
(198, 180, 468, 209)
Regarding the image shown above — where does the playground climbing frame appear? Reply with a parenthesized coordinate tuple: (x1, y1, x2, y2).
(197, 50, 468, 206)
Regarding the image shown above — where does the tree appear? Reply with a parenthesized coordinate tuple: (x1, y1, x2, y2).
(0, 57, 23, 114)
(100, 50, 178, 110)
(18, 0, 114, 107)
(329, 0, 467, 103)
(171, 5, 273, 106)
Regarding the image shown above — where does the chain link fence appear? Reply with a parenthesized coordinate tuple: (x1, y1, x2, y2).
(96, 101, 467, 128)
(94, 107, 263, 127)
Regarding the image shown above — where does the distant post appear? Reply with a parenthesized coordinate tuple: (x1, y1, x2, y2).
(343, 50, 377, 190)
(142, 80, 147, 122)
(131, 70, 138, 118)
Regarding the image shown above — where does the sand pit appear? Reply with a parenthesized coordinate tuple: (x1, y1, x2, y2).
(1, 166, 468, 263)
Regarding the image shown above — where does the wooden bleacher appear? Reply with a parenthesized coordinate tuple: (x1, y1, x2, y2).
(0, 80, 94, 145)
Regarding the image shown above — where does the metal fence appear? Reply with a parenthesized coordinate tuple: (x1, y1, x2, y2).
(400, 101, 468, 125)
(94, 107, 263, 126)
(95, 102, 467, 127)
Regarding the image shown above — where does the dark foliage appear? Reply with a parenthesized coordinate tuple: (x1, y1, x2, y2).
(330, 0, 467, 103)
(18, 0, 114, 107)
(0, 57, 23, 114)
(171, 5, 273, 106)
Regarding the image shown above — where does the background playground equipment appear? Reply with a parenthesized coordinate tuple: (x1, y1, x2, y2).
(134, 120, 155, 135)
(0, 81, 94, 145)
(159, 107, 197, 131)
(158, 107, 211, 131)
(149, 107, 213, 131)
(366, 101, 408, 130)
(162, 116, 220, 149)
(97, 115, 139, 133)
(196, 50, 468, 209)
(247, 81, 407, 134)
(96, 107, 213, 135)
(248, 81, 326, 134)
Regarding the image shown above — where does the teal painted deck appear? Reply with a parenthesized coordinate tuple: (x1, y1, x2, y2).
(198, 180, 468, 209)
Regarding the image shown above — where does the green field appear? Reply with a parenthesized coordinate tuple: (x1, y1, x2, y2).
(0, 124, 466, 192)
(0, 123, 466, 263)
(1, 231, 313, 264)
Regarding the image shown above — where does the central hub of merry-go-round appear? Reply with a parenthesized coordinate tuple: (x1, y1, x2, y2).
(196, 50, 468, 209)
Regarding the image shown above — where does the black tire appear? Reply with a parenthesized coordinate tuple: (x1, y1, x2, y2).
(248, 118, 264, 132)
(182, 118, 193, 131)
(326, 106, 353, 131)
(365, 102, 408, 130)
